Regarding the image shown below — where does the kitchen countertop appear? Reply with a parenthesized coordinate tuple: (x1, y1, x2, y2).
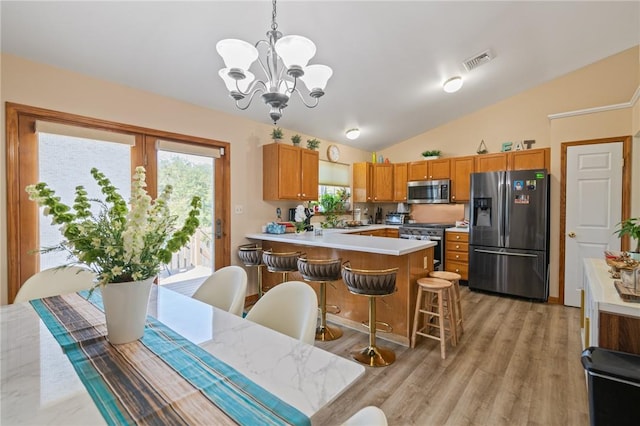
(247, 225, 435, 256)
(446, 226, 469, 233)
(584, 258, 640, 318)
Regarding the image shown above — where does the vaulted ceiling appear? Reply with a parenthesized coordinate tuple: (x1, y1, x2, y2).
(2, 1, 639, 150)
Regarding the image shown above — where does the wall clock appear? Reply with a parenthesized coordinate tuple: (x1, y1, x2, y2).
(327, 144, 340, 162)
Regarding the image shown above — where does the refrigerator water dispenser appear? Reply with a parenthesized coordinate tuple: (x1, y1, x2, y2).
(473, 198, 492, 227)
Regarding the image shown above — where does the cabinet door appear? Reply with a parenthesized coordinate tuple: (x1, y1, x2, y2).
(428, 158, 450, 179)
(408, 161, 428, 181)
(393, 163, 408, 202)
(278, 145, 302, 199)
(372, 163, 394, 201)
(475, 153, 508, 172)
(386, 228, 400, 238)
(450, 156, 475, 202)
(509, 148, 549, 171)
(300, 149, 319, 200)
(353, 162, 372, 202)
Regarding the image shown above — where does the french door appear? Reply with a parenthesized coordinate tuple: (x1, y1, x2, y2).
(6, 103, 230, 303)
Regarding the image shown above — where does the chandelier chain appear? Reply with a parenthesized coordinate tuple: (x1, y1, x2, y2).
(271, 0, 278, 31)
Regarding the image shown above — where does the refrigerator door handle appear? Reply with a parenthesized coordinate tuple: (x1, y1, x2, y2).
(474, 249, 539, 258)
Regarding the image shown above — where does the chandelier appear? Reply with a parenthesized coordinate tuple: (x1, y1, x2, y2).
(216, 0, 333, 124)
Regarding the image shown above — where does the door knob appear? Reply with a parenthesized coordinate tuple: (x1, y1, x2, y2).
(568, 232, 576, 238)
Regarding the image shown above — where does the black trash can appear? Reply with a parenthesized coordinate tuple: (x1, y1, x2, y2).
(581, 347, 640, 426)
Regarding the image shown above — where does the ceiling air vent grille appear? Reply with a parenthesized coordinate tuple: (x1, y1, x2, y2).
(463, 49, 494, 72)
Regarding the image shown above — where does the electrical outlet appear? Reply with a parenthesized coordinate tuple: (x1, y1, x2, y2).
(423, 256, 428, 269)
(234, 205, 243, 214)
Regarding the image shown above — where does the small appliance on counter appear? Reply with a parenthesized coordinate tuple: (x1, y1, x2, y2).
(385, 212, 410, 226)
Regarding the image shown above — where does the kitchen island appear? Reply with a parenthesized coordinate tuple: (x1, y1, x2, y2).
(246, 226, 436, 346)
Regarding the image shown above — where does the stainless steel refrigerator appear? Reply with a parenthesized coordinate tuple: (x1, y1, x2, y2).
(468, 169, 550, 301)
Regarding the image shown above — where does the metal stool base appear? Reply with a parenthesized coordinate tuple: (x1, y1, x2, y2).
(316, 324, 343, 341)
(351, 344, 395, 367)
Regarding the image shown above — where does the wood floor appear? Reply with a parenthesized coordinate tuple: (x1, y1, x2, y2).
(164, 281, 589, 425)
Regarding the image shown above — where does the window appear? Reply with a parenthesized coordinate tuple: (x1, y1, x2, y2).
(318, 160, 350, 208)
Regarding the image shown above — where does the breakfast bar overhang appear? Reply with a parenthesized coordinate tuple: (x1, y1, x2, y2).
(246, 229, 436, 346)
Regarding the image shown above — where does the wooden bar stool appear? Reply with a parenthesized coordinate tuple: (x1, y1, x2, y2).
(411, 277, 456, 359)
(341, 262, 398, 367)
(297, 255, 343, 341)
(238, 244, 265, 299)
(262, 249, 301, 288)
(428, 270, 464, 340)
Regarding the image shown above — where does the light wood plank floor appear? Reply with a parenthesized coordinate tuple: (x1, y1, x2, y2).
(164, 281, 589, 425)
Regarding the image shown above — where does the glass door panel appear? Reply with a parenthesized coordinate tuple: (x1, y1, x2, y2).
(38, 133, 131, 270)
(156, 150, 214, 288)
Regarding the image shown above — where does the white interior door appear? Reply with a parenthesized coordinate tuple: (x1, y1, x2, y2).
(564, 143, 622, 306)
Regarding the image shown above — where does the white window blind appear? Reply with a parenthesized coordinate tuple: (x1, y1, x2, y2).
(156, 140, 221, 158)
(318, 160, 349, 186)
(35, 120, 136, 146)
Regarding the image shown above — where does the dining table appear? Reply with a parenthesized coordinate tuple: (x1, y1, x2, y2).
(0, 284, 365, 425)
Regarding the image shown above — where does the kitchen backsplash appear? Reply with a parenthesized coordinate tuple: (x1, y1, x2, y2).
(410, 204, 465, 224)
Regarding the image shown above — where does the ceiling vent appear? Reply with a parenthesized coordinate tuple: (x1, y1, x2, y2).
(463, 49, 494, 72)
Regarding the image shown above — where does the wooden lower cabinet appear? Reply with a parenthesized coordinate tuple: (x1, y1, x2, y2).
(445, 231, 468, 280)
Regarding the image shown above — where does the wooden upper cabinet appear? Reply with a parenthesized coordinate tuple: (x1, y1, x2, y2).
(372, 163, 394, 202)
(475, 152, 508, 172)
(263, 143, 319, 201)
(393, 163, 408, 202)
(509, 147, 550, 170)
(408, 158, 450, 180)
(353, 162, 372, 203)
(450, 156, 475, 202)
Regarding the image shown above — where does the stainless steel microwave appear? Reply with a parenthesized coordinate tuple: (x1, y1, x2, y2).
(407, 179, 451, 204)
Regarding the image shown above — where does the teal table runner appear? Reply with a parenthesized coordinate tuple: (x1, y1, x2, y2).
(31, 291, 310, 426)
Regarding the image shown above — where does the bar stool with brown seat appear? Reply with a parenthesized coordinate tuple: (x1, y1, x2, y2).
(238, 243, 266, 299)
(411, 277, 457, 359)
(428, 270, 464, 340)
(262, 249, 301, 288)
(297, 255, 343, 341)
(341, 262, 398, 367)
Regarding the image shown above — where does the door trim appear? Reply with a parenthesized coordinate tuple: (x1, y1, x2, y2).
(5, 102, 231, 303)
(558, 136, 632, 305)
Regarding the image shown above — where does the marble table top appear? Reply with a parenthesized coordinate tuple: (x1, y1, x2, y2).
(0, 285, 365, 424)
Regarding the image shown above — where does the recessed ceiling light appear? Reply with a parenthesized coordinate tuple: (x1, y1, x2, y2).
(345, 128, 360, 140)
(443, 76, 463, 93)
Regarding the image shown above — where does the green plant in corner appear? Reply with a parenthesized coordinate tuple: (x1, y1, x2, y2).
(271, 127, 283, 141)
(306, 138, 320, 150)
(291, 134, 302, 146)
(421, 149, 442, 158)
(614, 217, 640, 253)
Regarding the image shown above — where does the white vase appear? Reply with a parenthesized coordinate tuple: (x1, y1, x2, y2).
(101, 277, 154, 344)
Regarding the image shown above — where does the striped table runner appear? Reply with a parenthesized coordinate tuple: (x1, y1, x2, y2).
(30, 291, 310, 426)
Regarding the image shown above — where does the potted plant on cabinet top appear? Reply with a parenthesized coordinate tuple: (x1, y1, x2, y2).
(291, 134, 302, 146)
(307, 138, 320, 150)
(615, 217, 640, 260)
(25, 166, 202, 344)
(421, 150, 442, 160)
(271, 127, 284, 143)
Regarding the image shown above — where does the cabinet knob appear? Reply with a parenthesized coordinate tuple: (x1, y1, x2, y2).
(456, 235, 460, 240)
(452, 195, 456, 199)
(455, 245, 460, 249)
(301, 193, 306, 197)
(455, 255, 459, 259)
(455, 269, 460, 272)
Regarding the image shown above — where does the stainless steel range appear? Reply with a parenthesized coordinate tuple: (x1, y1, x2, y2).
(398, 223, 454, 271)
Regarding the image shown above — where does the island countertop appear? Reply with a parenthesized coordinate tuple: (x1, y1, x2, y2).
(246, 228, 436, 256)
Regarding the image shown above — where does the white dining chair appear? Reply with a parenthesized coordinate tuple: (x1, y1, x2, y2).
(192, 266, 248, 316)
(341, 406, 388, 426)
(244, 281, 318, 345)
(14, 266, 96, 303)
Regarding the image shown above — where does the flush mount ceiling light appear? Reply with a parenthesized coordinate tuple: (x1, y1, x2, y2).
(345, 128, 360, 140)
(216, 0, 333, 124)
(443, 76, 463, 93)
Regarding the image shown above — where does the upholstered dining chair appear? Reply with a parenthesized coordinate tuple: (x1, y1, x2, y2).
(341, 406, 388, 426)
(13, 266, 96, 303)
(192, 266, 248, 317)
(244, 281, 318, 345)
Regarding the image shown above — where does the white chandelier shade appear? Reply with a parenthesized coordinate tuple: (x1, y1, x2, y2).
(274, 35, 316, 70)
(216, 39, 258, 71)
(215, 0, 332, 124)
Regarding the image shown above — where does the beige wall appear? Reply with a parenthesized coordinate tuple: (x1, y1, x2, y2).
(2, 46, 638, 304)
(0, 54, 370, 304)
(382, 46, 640, 300)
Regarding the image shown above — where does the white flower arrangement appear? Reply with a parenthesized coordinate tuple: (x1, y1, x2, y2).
(26, 166, 202, 285)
